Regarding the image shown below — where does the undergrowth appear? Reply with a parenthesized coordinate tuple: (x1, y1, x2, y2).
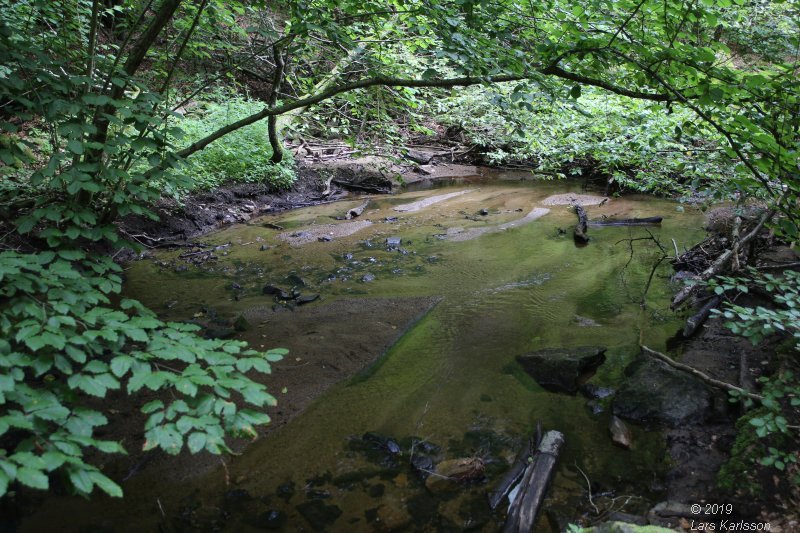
(172, 94, 295, 192)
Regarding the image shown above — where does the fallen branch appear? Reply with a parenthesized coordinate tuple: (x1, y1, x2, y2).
(573, 204, 589, 244)
(671, 207, 775, 310)
(682, 295, 722, 337)
(589, 216, 662, 227)
(345, 200, 369, 219)
(641, 345, 762, 401)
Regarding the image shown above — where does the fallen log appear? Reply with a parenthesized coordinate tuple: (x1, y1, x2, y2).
(345, 201, 369, 220)
(573, 204, 589, 244)
(488, 423, 543, 511)
(503, 430, 565, 533)
(589, 216, 663, 227)
(682, 295, 722, 337)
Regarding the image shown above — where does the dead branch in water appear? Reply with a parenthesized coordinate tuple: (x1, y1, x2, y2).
(640, 345, 762, 401)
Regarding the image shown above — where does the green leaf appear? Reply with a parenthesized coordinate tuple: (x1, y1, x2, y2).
(66, 139, 84, 155)
(68, 467, 94, 494)
(187, 432, 207, 454)
(17, 466, 49, 489)
(89, 471, 122, 497)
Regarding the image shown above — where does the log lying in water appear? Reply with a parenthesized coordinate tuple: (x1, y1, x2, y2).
(573, 204, 589, 243)
(345, 201, 369, 219)
(682, 295, 722, 338)
(488, 423, 543, 511)
(589, 216, 663, 227)
(504, 430, 565, 533)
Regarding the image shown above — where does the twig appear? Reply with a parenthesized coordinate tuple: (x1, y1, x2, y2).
(641, 345, 762, 401)
(219, 457, 230, 487)
(574, 462, 599, 515)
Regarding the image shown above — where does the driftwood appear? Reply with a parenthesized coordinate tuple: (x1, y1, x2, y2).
(573, 204, 589, 243)
(488, 423, 543, 511)
(640, 345, 762, 402)
(345, 201, 369, 219)
(682, 295, 722, 337)
(671, 207, 775, 309)
(503, 430, 565, 533)
(321, 176, 334, 197)
(589, 216, 663, 227)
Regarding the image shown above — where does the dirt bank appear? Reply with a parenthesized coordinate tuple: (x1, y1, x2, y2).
(119, 154, 483, 247)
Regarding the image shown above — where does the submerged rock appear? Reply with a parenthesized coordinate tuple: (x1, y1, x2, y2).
(516, 346, 607, 393)
(609, 415, 633, 449)
(612, 358, 712, 427)
(263, 284, 294, 300)
(425, 457, 485, 493)
(233, 315, 250, 331)
(296, 500, 342, 529)
(296, 294, 319, 305)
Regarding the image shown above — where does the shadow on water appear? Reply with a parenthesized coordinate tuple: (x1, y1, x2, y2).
(21, 173, 708, 531)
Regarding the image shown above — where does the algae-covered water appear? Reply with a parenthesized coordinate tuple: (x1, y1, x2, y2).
(24, 172, 707, 531)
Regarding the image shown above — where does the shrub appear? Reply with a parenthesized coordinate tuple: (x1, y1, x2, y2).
(175, 95, 296, 191)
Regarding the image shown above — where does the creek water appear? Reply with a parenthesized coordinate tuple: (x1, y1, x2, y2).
(23, 171, 708, 531)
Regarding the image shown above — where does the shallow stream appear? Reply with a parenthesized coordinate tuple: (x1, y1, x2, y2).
(24, 171, 708, 531)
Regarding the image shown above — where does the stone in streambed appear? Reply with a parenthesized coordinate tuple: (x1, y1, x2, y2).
(612, 358, 712, 427)
(609, 415, 632, 449)
(516, 346, 607, 394)
(296, 500, 342, 530)
(233, 315, 250, 331)
(424, 457, 485, 494)
(263, 284, 294, 300)
(296, 294, 319, 305)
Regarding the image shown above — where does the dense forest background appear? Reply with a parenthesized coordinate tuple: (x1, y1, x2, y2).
(0, 0, 798, 515)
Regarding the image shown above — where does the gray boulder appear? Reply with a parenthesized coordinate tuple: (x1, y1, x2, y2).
(613, 358, 712, 427)
(516, 346, 607, 393)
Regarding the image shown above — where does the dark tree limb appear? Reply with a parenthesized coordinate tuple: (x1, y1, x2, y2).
(589, 216, 663, 226)
(682, 295, 722, 337)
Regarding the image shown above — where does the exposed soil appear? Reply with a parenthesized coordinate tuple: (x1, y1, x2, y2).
(118, 153, 482, 249)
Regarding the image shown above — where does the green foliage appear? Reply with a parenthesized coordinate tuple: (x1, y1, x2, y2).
(710, 268, 800, 488)
(436, 84, 738, 196)
(175, 95, 295, 191)
(710, 268, 800, 349)
(717, 408, 769, 496)
(0, 250, 285, 497)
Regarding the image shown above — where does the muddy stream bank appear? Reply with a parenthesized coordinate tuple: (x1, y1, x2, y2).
(21, 169, 729, 532)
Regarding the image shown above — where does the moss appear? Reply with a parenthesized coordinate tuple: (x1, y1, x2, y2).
(716, 408, 768, 496)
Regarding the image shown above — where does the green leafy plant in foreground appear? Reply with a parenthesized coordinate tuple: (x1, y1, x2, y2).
(0, 250, 285, 497)
(709, 268, 800, 486)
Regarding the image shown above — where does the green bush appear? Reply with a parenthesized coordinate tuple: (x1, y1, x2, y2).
(435, 83, 739, 197)
(0, 250, 285, 498)
(176, 95, 296, 191)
